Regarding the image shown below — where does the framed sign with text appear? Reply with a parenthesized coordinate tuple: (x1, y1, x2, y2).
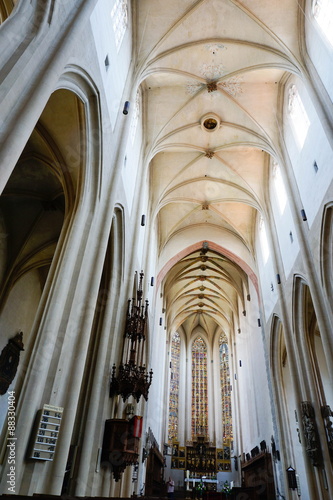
(28, 404, 63, 461)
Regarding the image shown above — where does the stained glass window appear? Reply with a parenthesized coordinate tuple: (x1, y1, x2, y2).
(219, 334, 232, 442)
(111, 0, 128, 51)
(192, 337, 208, 439)
(168, 332, 180, 442)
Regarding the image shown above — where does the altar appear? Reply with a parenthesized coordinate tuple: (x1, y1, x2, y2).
(184, 477, 218, 492)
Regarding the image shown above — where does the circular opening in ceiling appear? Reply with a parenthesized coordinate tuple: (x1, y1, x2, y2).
(201, 113, 221, 133)
(204, 118, 217, 130)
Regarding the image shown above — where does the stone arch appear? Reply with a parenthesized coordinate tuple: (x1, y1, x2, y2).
(190, 334, 209, 437)
(0, 0, 16, 23)
(270, 314, 296, 454)
(64, 204, 125, 496)
(270, 313, 308, 499)
(292, 275, 332, 404)
(167, 330, 182, 443)
(320, 202, 333, 313)
(157, 240, 258, 296)
(0, 67, 103, 441)
(291, 275, 333, 492)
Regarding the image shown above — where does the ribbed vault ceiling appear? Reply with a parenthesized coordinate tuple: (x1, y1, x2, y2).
(0, 90, 79, 302)
(163, 247, 250, 335)
(137, 0, 299, 335)
(137, 0, 301, 338)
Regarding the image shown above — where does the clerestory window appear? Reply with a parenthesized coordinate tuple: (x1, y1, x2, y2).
(272, 161, 287, 214)
(313, 0, 333, 46)
(111, 0, 128, 51)
(259, 216, 270, 264)
(287, 84, 310, 149)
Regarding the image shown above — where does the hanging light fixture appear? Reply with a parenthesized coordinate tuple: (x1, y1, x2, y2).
(110, 271, 153, 402)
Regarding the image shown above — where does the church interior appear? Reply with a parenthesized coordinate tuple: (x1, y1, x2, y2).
(0, 1, 332, 499)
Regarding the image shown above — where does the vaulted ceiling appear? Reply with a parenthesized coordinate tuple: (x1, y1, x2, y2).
(136, 0, 302, 338)
(0, 90, 80, 303)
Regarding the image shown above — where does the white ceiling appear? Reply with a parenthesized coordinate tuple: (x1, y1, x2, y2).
(136, 0, 301, 338)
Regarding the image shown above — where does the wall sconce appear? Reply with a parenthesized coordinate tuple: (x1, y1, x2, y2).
(258, 318, 261, 327)
(276, 274, 281, 284)
(286, 467, 297, 489)
(301, 209, 307, 221)
(159, 318, 163, 326)
(141, 215, 146, 226)
(150, 277, 154, 286)
(123, 101, 130, 115)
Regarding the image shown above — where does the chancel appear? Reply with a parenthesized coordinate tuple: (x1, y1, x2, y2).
(0, 1, 332, 500)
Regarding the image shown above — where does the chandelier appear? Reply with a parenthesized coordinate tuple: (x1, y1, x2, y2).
(110, 271, 153, 402)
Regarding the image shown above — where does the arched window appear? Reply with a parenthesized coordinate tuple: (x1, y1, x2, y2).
(259, 216, 270, 264)
(192, 337, 208, 439)
(130, 90, 140, 145)
(313, 0, 333, 46)
(219, 334, 232, 443)
(111, 0, 128, 51)
(272, 161, 287, 214)
(168, 332, 181, 442)
(320, 203, 333, 314)
(287, 84, 310, 148)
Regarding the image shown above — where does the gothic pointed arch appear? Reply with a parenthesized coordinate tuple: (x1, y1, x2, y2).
(218, 333, 232, 445)
(0, 0, 15, 23)
(269, 314, 307, 496)
(270, 315, 293, 448)
(0, 67, 103, 440)
(320, 202, 333, 312)
(63, 205, 125, 496)
(191, 335, 208, 439)
(168, 331, 182, 443)
(292, 275, 333, 472)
